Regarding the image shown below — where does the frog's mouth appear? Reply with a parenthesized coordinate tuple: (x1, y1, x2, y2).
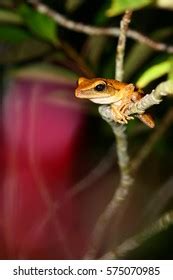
(90, 95, 122, 105)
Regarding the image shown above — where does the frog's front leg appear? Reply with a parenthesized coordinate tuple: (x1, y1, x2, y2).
(115, 83, 136, 123)
(111, 103, 133, 124)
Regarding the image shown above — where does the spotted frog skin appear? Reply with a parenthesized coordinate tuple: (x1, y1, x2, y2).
(75, 77, 155, 128)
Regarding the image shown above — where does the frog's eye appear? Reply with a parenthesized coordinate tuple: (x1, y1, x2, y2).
(94, 83, 106, 91)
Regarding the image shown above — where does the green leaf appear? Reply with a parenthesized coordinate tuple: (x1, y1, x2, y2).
(156, 0, 173, 10)
(136, 60, 170, 88)
(168, 56, 173, 81)
(65, 0, 84, 12)
(0, 26, 30, 43)
(18, 4, 57, 43)
(107, 0, 153, 16)
(0, 9, 22, 24)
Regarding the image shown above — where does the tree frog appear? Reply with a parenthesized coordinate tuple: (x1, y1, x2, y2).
(75, 77, 154, 128)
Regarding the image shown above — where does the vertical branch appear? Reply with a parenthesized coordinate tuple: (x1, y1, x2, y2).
(112, 10, 133, 189)
(84, 11, 133, 260)
(111, 123, 133, 187)
(112, 10, 133, 190)
(116, 10, 132, 81)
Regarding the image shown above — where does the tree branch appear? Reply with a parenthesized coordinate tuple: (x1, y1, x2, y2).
(115, 10, 132, 80)
(101, 210, 173, 259)
(143, 176, 173, 224)
(84, 11, 133, 260)
(28, 0, 173, 53)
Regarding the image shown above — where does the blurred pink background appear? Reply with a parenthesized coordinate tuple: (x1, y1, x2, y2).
(0, 71, 88, 259)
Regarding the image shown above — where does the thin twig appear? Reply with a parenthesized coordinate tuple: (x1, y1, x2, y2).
(116, 11, 132, 80)
(131, 109, 173, 172)
(33, 146, 115, 218)
(101, 210, 173, 259)
(69, 146, 115, 198)
(144, 176, 173, 224)
(59, 40, 94, 78)
(28, 0, 173, 53)
(84, 11, 133, 260)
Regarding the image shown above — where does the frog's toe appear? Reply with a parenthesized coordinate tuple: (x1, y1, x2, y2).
(126, 115, 134, 120)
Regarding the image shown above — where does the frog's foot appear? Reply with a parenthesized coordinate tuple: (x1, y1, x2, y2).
(117, 114, 134, 124)
(111, 104, 133, 124)
(120, 104, 134, 121)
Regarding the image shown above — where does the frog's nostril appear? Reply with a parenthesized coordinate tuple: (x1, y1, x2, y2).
(75, 89, 79, 97)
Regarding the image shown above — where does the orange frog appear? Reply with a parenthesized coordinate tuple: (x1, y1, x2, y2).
(75, 77, 154, 128)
